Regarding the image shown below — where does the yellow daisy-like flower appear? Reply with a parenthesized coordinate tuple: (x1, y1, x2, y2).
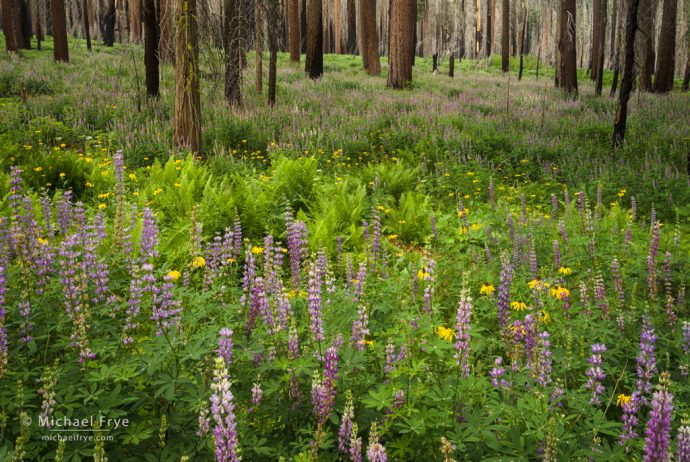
(166, 270, 181, 281)
(251, 246, 264, 255)
(511, 301, 527, 311)
(538, 310, 551, 323)
(558, 266, 572, 276)
(436, 326, 455, 342)
(480, 283, 495, 296)
(128, 173, 137, 180)
(192, 256, 206, 268)
(37, 237, 49, 246)
(550, 286, 570, 300)
(616, 394, 631, 407)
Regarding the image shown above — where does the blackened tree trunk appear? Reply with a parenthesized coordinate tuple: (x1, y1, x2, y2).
(173, 0, 201, 153)
(387, 0, 415, 88)
(653, 0, 676, 93)
(224, 0, 242, 105)
(256, 0, 263, 93)
(347, 0, 356, 53)
(558, 0, 577, 95)
(143, 0, 159, 96)
(52, 0, 68, 61)
(267, 0, 279, 105)
(305, 0, 323, 78)
(2, 0, 20, 51)
(82, 0, 91, 50)
(613, 0, 640, 146)
(595, 0, 608, 96)
(17, 0, 31, 48)
(501, 0, 509, 71)
(518, 4, 526, 80)
(289, 0, 299, 61)
(102, 0, 116, 46)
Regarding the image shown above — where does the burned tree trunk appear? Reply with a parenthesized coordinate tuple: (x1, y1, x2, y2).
(613, 0, 640, 147)
(143, 0, 159, 96)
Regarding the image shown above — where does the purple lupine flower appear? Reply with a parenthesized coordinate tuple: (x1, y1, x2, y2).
(559, 220, 568, 246)
(553, 240, 561, 269)
(682, 321, 690, 355)
(612, 257, 624, 307)
(454, 289, 472, 378)
(58, 234, 95, 362)
(210, 357, 240, 462)
(251, 382, 263, 410)
(620, 391, 642, 448)
(151, 274, 182, 336)
(663, 251, 676, 327)
(490, 357, 509, 389)
(366, 423, 387, 462)
(57, 190, 72, 234)
(584, 343, 607, 405)
(594, 273, 609, 319)
(217, 328, 234, 366)
(384, 340, 396, 381)
(643, 386, 674, 462)
(677, 424, 690, 462)
(430, 212, 438, 240)
(529, 240, 538, 280)
(371, 208, 382, 264)
(497, 255, 513, 330)
(0, 264, 7, 377)
(307, 262, 325, 344)
(18, 300, 33, 343)
(354, 262, 367, 303)
(422, 259, 435, 316)
(286, 211, 308, 289)
(647, 221, 660, 298)
(535, 331, 552, 387)
(351, 305, 370, 351)
(338, 393, 354, 454)
(636, 317, 658, 402)
(312, 346, 339, 425)
(350, 422, 363, 462)
(196, 404, 211, 437)
(140, 208, 159, 262)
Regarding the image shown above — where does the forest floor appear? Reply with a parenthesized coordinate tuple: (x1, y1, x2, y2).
(0, 35, 689, 461)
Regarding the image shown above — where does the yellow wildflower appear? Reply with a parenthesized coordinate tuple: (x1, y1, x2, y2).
(558, 267, 572, 276)
(166, 270, 182, 281)
(436, 326, 455, 342)
(511, 301, 527, 311)
(479, 283, 495, 296)
(616, 394, 631, 407)
(192, 256, 206, 268)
